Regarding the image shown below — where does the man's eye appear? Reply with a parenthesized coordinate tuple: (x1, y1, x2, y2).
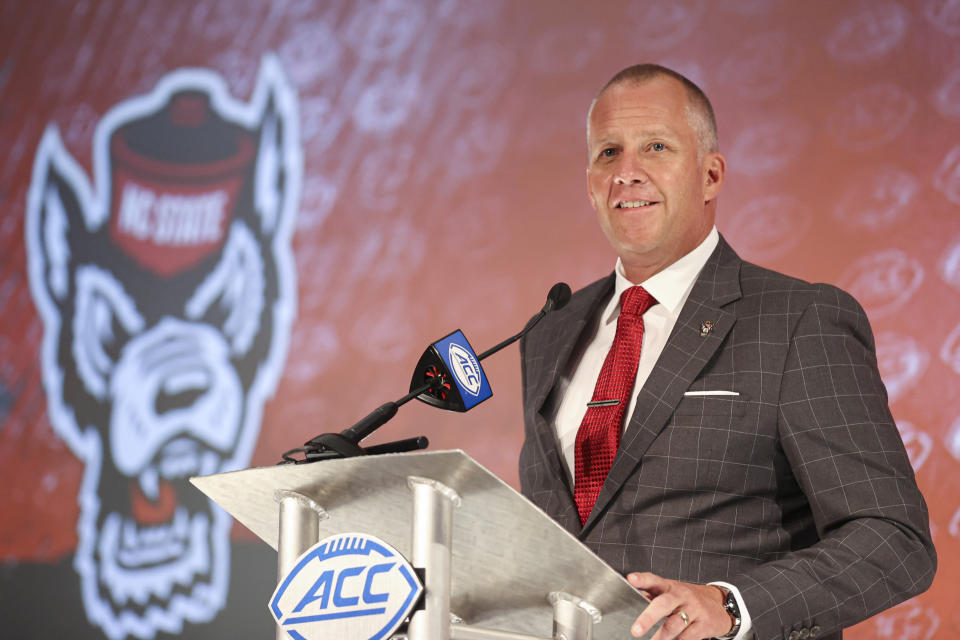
(651, 142, 665, 152)
(600, 148, 617, 158)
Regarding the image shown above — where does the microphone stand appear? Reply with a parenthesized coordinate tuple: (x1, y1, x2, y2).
(279, 379, 438, 464)
(280, 283, 571, 465)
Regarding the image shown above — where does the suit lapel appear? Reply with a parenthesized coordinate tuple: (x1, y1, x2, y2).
(524, 276, 613, 533)
(581, 238, 744, 534)
(528, 276, 614, 416)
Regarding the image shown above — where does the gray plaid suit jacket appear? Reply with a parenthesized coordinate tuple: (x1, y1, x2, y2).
(519, 236, 936, 640)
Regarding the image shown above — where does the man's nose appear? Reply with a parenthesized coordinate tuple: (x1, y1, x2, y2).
(613, 155, 648, 185)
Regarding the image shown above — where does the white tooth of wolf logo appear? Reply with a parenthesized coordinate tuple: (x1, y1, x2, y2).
(25, 55, 301, 640)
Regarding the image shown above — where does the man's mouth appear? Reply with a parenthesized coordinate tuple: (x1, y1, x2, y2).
(616, 200, 658, 208)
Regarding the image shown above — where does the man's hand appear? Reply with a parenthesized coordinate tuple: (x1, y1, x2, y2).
(627, 572, 733, 640)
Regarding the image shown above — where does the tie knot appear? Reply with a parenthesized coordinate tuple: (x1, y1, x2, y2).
(619, 285, 655, 317)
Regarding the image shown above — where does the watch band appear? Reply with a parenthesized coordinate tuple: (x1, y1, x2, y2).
(717, 587, 742, 640)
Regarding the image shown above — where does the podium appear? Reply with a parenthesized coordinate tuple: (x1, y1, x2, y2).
(191, 450, 649, 639)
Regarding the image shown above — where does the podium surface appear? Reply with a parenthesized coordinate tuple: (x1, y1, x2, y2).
(191, 450, 648, 638)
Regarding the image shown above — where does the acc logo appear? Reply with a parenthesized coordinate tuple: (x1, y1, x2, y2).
(894, 421, 933, 473)
(727, 115, 810, 175)
(724, 194, 810, 261)
(449, 342, 483, 396)
(940, 321, 960, 376)
(840, 249, 924, 318)
(875, 331, 929, 404)
(270, 533, 422, 640)
(934, 144, 960, 204)
(825, 2, 908, 63)
(828, 84, 916, 151)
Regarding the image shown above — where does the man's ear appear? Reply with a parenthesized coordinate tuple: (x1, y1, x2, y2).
(704, 151, 726, 202)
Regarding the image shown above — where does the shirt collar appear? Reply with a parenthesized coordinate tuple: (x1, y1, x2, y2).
(603, 226, 720, 325)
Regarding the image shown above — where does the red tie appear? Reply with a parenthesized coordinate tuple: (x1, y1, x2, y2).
(573, 285, 656, 525)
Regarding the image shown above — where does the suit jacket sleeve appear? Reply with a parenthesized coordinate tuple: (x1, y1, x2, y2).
(732, 284, 936, 639)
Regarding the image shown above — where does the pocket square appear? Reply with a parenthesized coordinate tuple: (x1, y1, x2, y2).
(683, 390, 739, 396)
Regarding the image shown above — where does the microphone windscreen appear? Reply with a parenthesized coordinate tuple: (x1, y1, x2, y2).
(546, 282, 572, 312)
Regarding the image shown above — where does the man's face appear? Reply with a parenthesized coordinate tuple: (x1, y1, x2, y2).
(586, 76, 725, 282)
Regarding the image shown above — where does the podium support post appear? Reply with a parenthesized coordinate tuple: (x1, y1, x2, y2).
(275, 491, 325, 640)
(408, 476, 462, 640)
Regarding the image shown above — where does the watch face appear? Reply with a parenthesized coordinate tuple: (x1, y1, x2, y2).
(725, 591, 740, 615)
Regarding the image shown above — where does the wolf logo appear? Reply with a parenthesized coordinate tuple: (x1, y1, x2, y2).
(24, 55, 301, 639)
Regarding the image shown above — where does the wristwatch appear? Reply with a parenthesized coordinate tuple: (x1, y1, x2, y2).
(716, 587, 742, 640)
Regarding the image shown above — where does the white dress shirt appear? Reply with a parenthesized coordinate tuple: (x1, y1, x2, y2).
(551, 226, 719, 479)
(549, 226, 753, 640)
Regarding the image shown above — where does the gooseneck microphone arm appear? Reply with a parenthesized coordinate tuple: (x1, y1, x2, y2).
(279, 282, 572, 464)
(339, 284, 570, 446)
(476, 282, 572, 360)
(338, 378, 437, 444)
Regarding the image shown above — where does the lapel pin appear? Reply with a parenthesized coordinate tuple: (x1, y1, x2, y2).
(700, 321, 714, 337)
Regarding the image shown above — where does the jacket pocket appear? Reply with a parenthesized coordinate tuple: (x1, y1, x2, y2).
(671, 394, 747, 418)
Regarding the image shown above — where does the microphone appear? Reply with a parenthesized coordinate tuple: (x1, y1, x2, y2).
(409, 282, 571, 412)
(283, 283, 571, 463)
(484, 281, 571, 358)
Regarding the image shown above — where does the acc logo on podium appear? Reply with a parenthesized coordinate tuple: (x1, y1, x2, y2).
(270, 533, 422, 640)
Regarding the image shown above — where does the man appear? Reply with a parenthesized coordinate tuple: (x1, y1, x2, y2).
(518, 65, 936, 640)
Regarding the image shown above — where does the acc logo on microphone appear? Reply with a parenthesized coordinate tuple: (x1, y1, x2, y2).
(433, 329, 492, 409)
(270, 533, 422, 640)
(449, 343, 483, 396)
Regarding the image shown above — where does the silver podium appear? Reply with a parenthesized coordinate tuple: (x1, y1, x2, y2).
(190, 450, 650, 640)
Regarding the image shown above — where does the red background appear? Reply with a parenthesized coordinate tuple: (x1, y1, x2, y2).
(1, 1, 958, 638)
